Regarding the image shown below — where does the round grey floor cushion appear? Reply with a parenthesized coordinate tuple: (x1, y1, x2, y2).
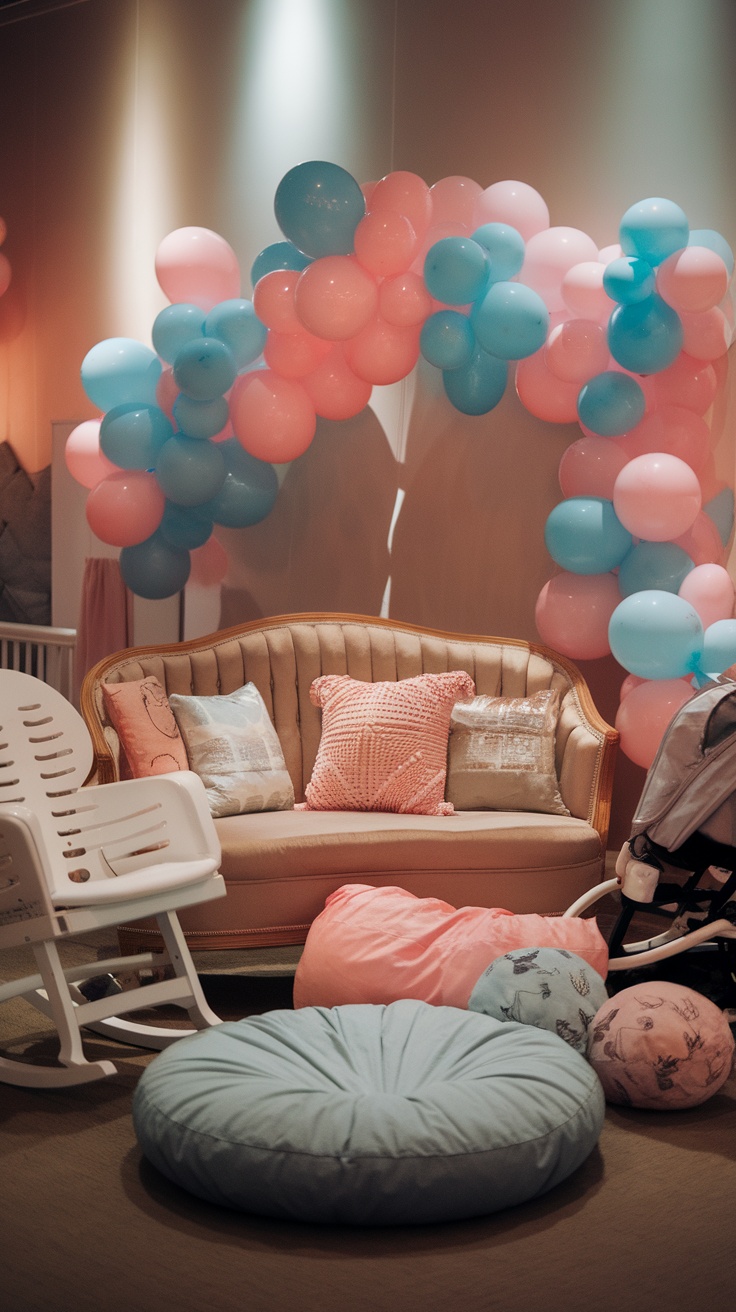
(132, 999, 605, 1225)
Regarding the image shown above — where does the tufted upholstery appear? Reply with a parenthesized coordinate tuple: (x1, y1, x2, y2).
(81, 613, 618, 951)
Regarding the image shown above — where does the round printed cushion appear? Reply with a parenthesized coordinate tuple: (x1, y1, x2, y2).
(468, 946, 609, 1054)
(133, 999, 606, 1225)
(587, 980, 735, 1110)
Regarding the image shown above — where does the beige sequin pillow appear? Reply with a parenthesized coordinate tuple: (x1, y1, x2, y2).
(446, 689, 570, 815)
(169, 683, 294, 818)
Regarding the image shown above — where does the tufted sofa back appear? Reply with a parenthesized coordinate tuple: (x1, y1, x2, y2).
(81, 612, 617, 842)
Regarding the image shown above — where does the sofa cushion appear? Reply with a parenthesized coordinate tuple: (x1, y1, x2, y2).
(447, 689, 570, 815)
(169, 683, 294, 818)
(302, 670, 475, 816)
(101, 676, 189, 778)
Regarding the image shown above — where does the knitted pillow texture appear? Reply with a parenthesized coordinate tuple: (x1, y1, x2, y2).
(303, 671, 475, 816)
(446, 689, 570, 815)
(101, 676, 189, 779)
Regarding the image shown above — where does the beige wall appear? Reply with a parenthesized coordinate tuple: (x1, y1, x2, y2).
(1, 0, 735, 840)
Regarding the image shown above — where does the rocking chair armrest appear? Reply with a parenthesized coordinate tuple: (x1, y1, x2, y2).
(83, 771, 221, 862)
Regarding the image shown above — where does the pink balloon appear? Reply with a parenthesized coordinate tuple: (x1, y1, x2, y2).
(650, 352, 718, 415)
(535, 571, 621, 660)
(65, 419, 118, 489)
(85, 470, 164, 546)
(294, 256, 378, 340)
(361, 180, 377, 208)
(558, 435, 629, 499)
(344, 318, 420, 385)
(521, 228, 599, 312)
(679, 306, 731, 361)
(0, 216, 7, 246)
(678, 563, 735, 629)
(515, 351, 580, 422)
(229, 369, 316, 463)
(613, 453, 702, 541)
(0, 251, 11, 297)
(155, 367, 179, 422)
(598, 244, 623, 264)
(354, 210, 418, 277)
(189, 535, 228, 587)
(155, 227, 240, 312)
(378, 271, 433, 327)
(616, 405, 710, 474)
(263, 328, 332, 378)
(252, 269, 302, 333)
(474, 180, 550, 241)
(673, 511, 724, 566)
(544, 319, 609, 384)
(616, 679, 694, 769)
(620, 673, 646, 701)
(429, 175, 482, 229)
(369, 171, 432, 240)
(656, 246, 730, 314)
(560, 262, 615, 323)
(302, 344, 372, 420)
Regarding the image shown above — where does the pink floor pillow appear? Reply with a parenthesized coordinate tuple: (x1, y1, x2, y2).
(293, 883, 609, 1010)
(587, 980, 735, 1110)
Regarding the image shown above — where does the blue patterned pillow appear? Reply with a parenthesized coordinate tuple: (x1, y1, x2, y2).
(468, 946, 609, 1054)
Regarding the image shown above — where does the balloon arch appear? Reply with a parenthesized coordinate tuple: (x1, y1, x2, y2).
(66, 161, 736, 767)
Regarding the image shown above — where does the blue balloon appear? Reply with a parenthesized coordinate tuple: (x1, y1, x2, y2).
(155, 433, 226, 506)
(203, 299, 267, 370)
(602, 257, 655, 305)
(198, 439, 279, 528)
(442, 347, 507, 416)
(702, 619, 736, 675)
(472, 281, 549, 360)
(617, 541, 694, 597)
(609, 590, 704, 679)
(423, 237, 488, 305)
(704, 487, 735, 547)
(151, 304, 206, 365)
(159, 500, 214, 551)
(577, 371, 646, 436)
(250, 241, 312, 287)
(619, 197, 689, 267)
(172, 394, 230, 440)
(81, 337, 161, 411)
(607, 294, 683, 374)
(420, 310, 474, 370)
(688, 228, 735, 277)
(173, 337, 237, 401)
(544, 498, 632, 575)
(99, 403, 173, 470)
(471, 223, 525, 282)
(119, 532, 191, 600)
(274, 160, 365, 258)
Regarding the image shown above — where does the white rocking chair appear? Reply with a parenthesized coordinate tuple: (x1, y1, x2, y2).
(0, 669, 226, 1088)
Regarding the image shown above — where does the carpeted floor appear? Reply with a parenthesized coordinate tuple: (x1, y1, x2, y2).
(1, 917, 735, 1312)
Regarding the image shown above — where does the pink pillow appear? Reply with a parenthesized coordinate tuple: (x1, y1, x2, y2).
(587, 980, 734, 1109)
(101, 676, 189, 778)
(303, 671, 475, 816)
(293, 883, 610, 1010)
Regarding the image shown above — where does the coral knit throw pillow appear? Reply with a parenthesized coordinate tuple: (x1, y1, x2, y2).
(303, 671, 475, 816)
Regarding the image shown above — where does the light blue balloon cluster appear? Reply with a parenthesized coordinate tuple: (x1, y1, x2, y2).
(80, 297, 275, 600)
(419, 224, 549, 415)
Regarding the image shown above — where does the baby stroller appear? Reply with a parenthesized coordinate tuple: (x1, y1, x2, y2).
(565, 674, 736, 1003)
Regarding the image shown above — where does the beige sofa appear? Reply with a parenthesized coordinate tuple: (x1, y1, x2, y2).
(81, 612, 618, 951)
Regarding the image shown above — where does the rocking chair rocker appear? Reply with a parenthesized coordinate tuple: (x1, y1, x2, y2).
(0, 669, 226, 1088)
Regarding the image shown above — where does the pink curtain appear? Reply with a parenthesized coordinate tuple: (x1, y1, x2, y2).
(74, 557, 132, 703)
